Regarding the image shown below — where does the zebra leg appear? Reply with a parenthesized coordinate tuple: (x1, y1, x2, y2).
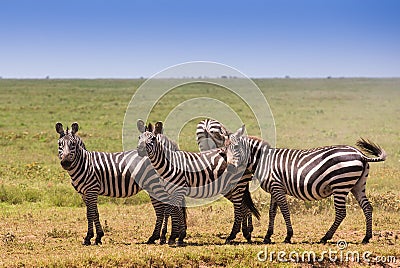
(224, 182, 254, 243)
(225, 202, 243, 244)
(91, 195, 104, 245)
(168, 193, 186, 246)
(224, 184, 248, 244)
(168, 205, 181, 245)
(177, 205, 187, 246)
(320, 192, 348, 243)
(270, 186, 293, 243)
(83, 192, 104, 245)
(241, 183, 261, 243)
(83, 196, 94, 246)
(264, 196, 278, 244)
(351, 165, 373, 244)
(146, 197, 165, 244)
(241, 204, 252, 243)
(160, 205, 170, 245)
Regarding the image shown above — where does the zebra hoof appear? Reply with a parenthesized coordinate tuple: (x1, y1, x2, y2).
(168, 239, 176, 246)
(319, 238, 328, 244)
(362, 237, 370, 244)
(245, 234, 252, 243)
(82, 239, 91, 246)
(146, 235, 158, 244)
(176, 241, 186, 247)
(283, 238, 292, 244)
(160, 238, 167, 245)
(225, 239, 234, 245)
(95, 232, 104, 245)
(146, 239, 156, 244)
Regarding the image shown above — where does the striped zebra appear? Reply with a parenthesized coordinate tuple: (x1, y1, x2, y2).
(196, 119, 258, 242)
(225, 125, 386, 244)
(55, 122, 180, 245)
(137, 120, 258, 245)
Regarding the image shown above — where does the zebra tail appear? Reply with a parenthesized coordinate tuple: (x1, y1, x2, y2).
(356, 138, 387, 162)
(242, 186, 261, 220)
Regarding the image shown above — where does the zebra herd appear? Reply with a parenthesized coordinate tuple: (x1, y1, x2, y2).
(55, 119, 386, 246)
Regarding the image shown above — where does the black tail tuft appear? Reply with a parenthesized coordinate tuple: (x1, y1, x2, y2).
(242, 186, 261, 220)
(356, 138, 387, 161)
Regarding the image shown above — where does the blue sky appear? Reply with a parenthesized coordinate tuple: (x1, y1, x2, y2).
(1, 0, 399, 78)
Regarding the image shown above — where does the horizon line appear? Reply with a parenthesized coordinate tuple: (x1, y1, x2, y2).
(1, 76, 399, 80)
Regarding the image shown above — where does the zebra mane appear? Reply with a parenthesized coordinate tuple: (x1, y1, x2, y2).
(157, 133, 180, 151)
(247, 135, 271, 147)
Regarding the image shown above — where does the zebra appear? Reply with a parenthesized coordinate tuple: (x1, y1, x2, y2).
(196, 119, 258, 242)
(225, 125, 386, 244)
(55, 122, 181, 245)
(137, 120, 259, 245)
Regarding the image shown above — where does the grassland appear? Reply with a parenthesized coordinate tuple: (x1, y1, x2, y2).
(0, 78, 399, 267)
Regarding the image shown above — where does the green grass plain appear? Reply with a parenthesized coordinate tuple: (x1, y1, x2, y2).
(0, 78, 399, 267)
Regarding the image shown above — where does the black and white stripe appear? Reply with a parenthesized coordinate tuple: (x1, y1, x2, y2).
(226, 125, 386, 243)
(137, 120, 254, 245)
(196, 119, 260, 243)
(56, 122, 177, 245)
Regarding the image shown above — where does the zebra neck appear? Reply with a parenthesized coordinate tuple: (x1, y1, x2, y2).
(67, 148, 92, 177)
(247, 137, 270, 173)
(148, 142, 171, 172)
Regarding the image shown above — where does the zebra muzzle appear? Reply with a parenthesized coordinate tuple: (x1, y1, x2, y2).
(60, 158, 72, 170)
(137, 147, 147, 157)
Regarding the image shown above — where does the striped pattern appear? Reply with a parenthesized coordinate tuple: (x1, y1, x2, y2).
(56, 122, 176, 245)
(196, 119, 260, 243)
(137, 120, 253, 245)
(196, 118, 228, 151)
(226, 126, 386, 243)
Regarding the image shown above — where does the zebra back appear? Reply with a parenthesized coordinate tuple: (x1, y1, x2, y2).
(196, 119, 230, 151)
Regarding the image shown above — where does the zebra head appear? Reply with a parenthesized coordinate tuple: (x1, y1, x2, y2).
(55, 122, 86, 170)
(137, 119, 163, 157)
(225, 125, 248, 171)
(196, 119, 231, 151)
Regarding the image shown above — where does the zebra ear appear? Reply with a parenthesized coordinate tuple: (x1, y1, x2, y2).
(71, 122, 79, 135)
(147, 123, 154, 133)
(155, 121, 163, 135)
(234, 125, 246, 137)
(55, 122, 65, 137)
(137, 119, 146, 133)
